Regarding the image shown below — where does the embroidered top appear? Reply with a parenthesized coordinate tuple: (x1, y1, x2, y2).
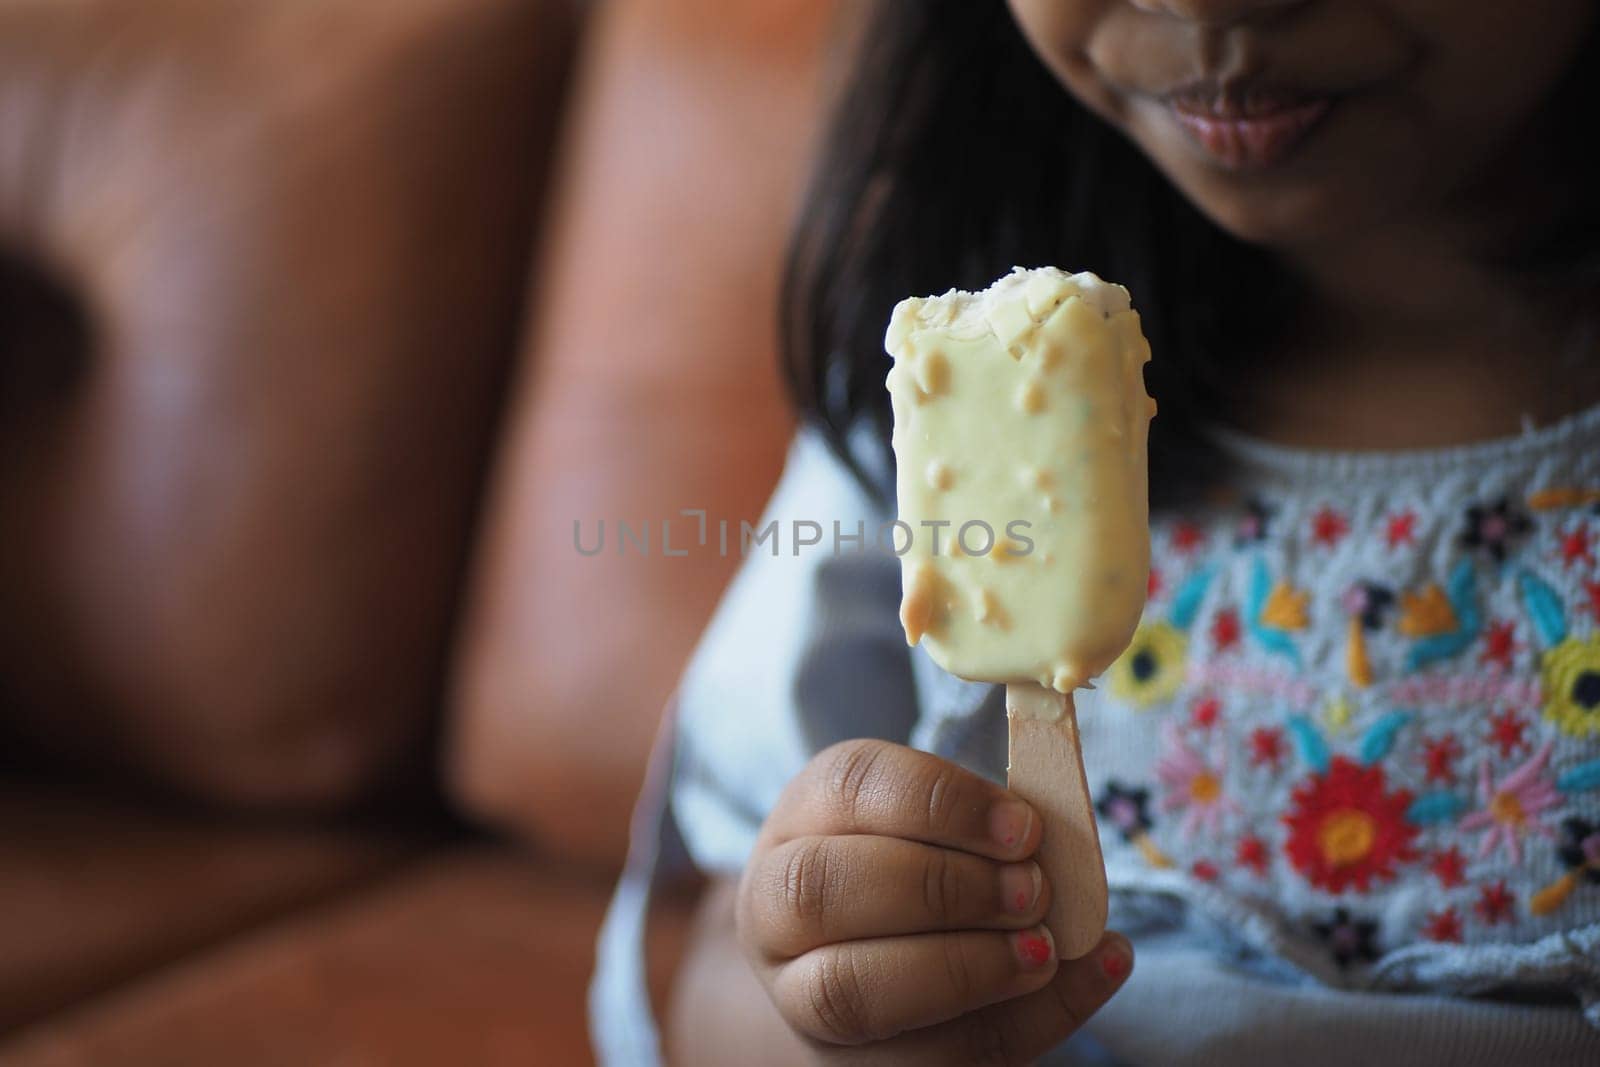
(591, 408, 1600, 1066)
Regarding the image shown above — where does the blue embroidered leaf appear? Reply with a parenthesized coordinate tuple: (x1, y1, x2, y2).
(1247, 556, 1270, 618)
(1358, 712, 1412, 765)
(1405, 560, 1481, 670)
(1406, 631, 1475, 671)
(1406, 791, 1467, 826)
(1287, 715, 1330, 774)
(1517, 568, 1568, 648)
(1557, 758, 1600, 794)
(1247, 556, 1302, 667)
(1168, 566, 1216, 631)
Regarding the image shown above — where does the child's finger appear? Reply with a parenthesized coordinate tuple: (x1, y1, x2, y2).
(769, 924, 1060, 1046)
(862, 931, 1133, 1066)
(742, 834, 1048, 958)
(763, 739, 1041, 861)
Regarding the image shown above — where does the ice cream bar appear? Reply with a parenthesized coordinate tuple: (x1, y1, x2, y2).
(885, 266, 1155, 958)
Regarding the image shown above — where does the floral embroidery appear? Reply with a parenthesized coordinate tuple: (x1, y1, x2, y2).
(1478, 619, 1520, 671)
(1209, 606, 1242, 651)
(1422, 908, 1464, 943)
(1342, 582, 1396, 630)
(1156, 722, 1238, 839)
(1430, 847, 1467, 888)
(1190, 696, 1222, 729)
(1147, 567, 1163, 600)
(1108, 622, 1188, 708)
(1487, 708, 1530, 758)
(1399, 585, 1458, 637)
(1460, 498, 1533, 564)
(1356, 711, 1411, 763)
(1531, 818, 1600, 916)
(1261, 583, 1311, 630)
(1385, 511, 1418, 549)
(1236, 834, 1270, 876)
(1311, 506, 1350, 548)
(1341, 582, 1394, 688)
(1556, 520, 1595, 569)
(1168, 567, 1217, 631)
(1558, 758, 1600, 794)
(1323, 694, 1356, 735)
(1249, 557, 1306, 665)
(1518, 568, 1569, 647)
(1586, 580, 1600, 625)
(1096, 781, 1151, 837)
(1527, 487, 1600, 511)
(1248, 726, 1285, 770)
(1401, 559, 1481, 670)
(1096, 781, 1173, 868)
(1474, 881, 1515, 925)
(1407, 790, 1468, 826)
(1458, 740, 1560, 863)
(1170, 521, 1205, 554)
(1310, 908, 1380, 967)
(1421, 734, 1462, 784)
(1540, 633, 1600, 739)
(1284, 756, 1419, 894)
(1191, 859, 1220, 881)
(1235, 497, 1272, 546)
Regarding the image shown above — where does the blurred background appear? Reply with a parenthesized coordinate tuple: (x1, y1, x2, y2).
(0, 0, 845, 1061)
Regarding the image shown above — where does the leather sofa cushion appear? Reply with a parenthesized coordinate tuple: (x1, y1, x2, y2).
(447, 0, 840, 867)
(0, 0, 574, 809)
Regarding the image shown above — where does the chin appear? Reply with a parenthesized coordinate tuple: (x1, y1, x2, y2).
(1172, 164, 1402, 250)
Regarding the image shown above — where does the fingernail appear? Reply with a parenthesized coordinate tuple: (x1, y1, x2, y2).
(989, 801, 1032, 851)
(1000, 863, 1042, 915)
(1014, 926, 1054, 969)
(1098, 937, 1132, 984)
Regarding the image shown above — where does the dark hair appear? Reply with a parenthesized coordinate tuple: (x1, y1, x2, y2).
(780, 0, 1600, 511)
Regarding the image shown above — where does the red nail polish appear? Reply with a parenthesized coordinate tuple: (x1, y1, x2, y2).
(1101, 951, 1128, 980)
(1018, 933, 1052, 967)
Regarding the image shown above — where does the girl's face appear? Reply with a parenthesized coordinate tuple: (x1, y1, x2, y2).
(1006, 0, 1594, 246)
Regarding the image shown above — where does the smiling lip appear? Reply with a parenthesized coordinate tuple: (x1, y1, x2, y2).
(1166, 86, 1334, 171)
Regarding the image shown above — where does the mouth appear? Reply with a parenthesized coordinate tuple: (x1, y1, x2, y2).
(1164, 83, 1335, 172)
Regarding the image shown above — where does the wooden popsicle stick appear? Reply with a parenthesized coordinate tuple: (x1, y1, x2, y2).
(1005, 682, 1107, 960)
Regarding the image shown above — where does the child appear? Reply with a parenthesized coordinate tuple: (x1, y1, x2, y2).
(594, 1, 1600, 1062)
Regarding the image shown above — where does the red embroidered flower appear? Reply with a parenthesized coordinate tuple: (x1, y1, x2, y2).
(1487, 708, 1529, 758)
(1147, 567, 1163, 600)
(1475, 881, 1515, 925)
(1248, 727, 1284, 769)
(1171, 522, 1205, 554)
(1422, 908, 1463, 943)
(1283, 757, 1418, 894)
(1558, 522, 1595, 569)
(1585, 580, 1600, 625)
(1311, 507, 1349, 548)
(1236, 835, 1269, 876)
(1430, 847, 1467, 888)
(1191, 696, 1221, 729)
(1191, 859, 1220, 882)
(1421, 734, 1462, 784)
(1385, 511, 1417, 549)
(1210, 607, 1242, 651)
(1478, 620, 1519, 671)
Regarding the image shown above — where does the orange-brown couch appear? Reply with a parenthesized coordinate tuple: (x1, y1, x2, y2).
(0, 1, 838, 1062)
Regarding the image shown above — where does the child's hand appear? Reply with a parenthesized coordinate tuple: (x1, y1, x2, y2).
(736, 739, 1132, 1064)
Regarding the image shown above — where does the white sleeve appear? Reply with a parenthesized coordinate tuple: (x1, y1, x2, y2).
(669, 429, 918, 875)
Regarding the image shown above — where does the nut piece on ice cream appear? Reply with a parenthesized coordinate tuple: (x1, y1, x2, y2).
(885, 267, 1155, 693)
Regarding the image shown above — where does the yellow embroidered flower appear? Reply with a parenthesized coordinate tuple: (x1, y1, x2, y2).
(1542, 634, 1600, 739)
(1109, 621, 1188, 708)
